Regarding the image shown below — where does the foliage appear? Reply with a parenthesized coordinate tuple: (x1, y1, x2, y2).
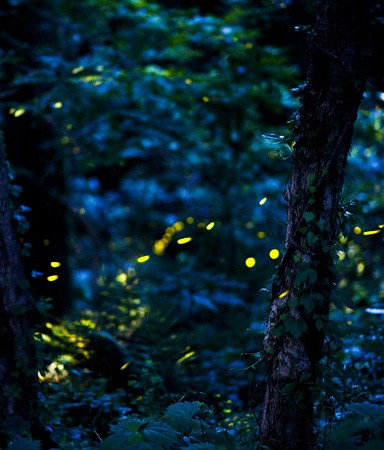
(1, 0, 383, 448)
(7, 436, 41, 450)
(100, 402, 235, 449)
(329, 402, 384, 449)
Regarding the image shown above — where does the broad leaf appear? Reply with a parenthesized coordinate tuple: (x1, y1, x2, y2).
(100, 432, 144, 450)
(165, 402, 201, 433)
(8, 436, 41, 450)
(143, 421, 180, 445)
(110, 418, 148, 434)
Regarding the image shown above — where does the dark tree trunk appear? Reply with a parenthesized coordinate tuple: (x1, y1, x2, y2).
(1, 0, 72, 315)
(0, 131, 38, 445)
(260, 1, 369, 449)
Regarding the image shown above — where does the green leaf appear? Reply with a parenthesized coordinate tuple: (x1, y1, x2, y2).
(293, 254, 301, 263)
(311, 292, 324, 302)
(281, 383, 295, 394)
(8, 436, 41, 450)
(306, 232, 318, 245)
(308, 269, 318, 283)
(299, 294, 316, 312)
(271, 324, 284, 337)
(110, 418, 148, 434)
(350, 402, 384, 419)
(197, 428, 235, 449)
(303, 211, 315, 222)
(296, 269, 310, 284)
(100, 432, 144, 449)
(165, 402, 201, 433)
(143, 422, 180, 446)
(285, 318, 307, 339)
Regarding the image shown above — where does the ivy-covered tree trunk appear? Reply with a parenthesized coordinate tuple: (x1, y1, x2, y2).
(0, 131, 38, 445)
(260, 1, 368, 449)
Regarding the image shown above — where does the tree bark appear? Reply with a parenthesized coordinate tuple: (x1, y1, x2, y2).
(0, 131, 38, 445)
(1, 0, 72, 315)
(260, 1, 368, 449)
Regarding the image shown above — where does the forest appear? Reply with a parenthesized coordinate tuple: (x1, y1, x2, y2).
(0, 0, 383, 449)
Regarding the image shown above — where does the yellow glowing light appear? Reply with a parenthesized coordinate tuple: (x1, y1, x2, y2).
(353, 226, 362, 235)
(185, 79, 192, 85)
(72, 66, 85, 74)
(47, 275, 59, 282)
(177, 237, 192, 245)
(379, 224, 384, 229)
(80, 319, 96, 329)
(37, 371, 45, 382)
(202, 96, 210, 103)
(257, 231, 266, 239)
(153, 240, 166, 255)
(41, 334, 51, 343)
(50, 262, 61, 268)
(137, 255, 150, 263)
(197, 222, 206, 228)
(43, 239, 50, 246)
(120, 362, 130, 371)
(14, 108, 26, 118)
(269, 249, 280, 260)
(245, 42, 253, 49)
(363, 229, 381, 236)
(259, 197, 267, 205)
(357, 262, 365, 275)
(206, 221, 215, 230)
(337, 251, 346, 261)
(116, 273, 128, 284)
(53, 102, 63, 108)
(79, 208, 86, 215)
(177, 351, 196, 364)
(339, 235, 348, 245)
(173, 221, 184, 232)
(45, 322, 53, 329)
(278, 290, 289, 299)
(245, 257, 256, 268)
(338, 278, 348, 288)
(186, 216, 194, 224)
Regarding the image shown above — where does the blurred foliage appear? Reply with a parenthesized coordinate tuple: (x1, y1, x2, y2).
(1, 0, 384, 448)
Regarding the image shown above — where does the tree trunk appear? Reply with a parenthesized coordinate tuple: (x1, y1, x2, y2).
(260, 1, 368, 449)
(0, 131, 38, 445)
(1, 0, 72, 315)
